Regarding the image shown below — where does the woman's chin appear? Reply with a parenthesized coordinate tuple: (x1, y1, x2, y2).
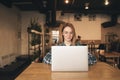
(66, 40, 71, 42)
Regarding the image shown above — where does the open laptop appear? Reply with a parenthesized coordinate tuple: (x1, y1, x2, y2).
(51, 46, 88, 71)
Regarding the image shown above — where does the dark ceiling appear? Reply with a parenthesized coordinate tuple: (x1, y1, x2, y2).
(1, 0, 120, 15)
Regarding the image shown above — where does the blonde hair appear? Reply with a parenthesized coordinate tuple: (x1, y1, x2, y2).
(59, 23, 76, 45)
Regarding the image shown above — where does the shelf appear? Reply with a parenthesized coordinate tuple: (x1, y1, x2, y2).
(45, 33, 51, 35)
(31, 30, 43, 35)
(28, 29, 43, 62)
(43, 27, 52, 57)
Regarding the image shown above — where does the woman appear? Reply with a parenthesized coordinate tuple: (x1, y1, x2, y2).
(43, 23, 97, 65)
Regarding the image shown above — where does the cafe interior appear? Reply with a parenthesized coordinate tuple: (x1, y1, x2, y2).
(0, 0, 120, 80)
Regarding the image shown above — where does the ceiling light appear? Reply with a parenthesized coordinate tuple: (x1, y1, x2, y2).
(85, 6, 89, 9)
(85, 3, 89, 9)
(105, 0, 109, 5)
(43, 1, 47, 7)
(65, 0, 69, 4)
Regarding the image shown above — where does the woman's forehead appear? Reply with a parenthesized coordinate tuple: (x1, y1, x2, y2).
(63, 26, 72, 31)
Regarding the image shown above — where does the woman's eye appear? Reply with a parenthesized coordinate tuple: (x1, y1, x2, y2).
(64, 31, 68, 34)
(64, 31, 73, 35)
(70, 32, 73, 34)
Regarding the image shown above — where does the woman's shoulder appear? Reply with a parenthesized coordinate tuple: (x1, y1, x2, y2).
(58, 43, 66, 46)
(75, 43, 82, 46)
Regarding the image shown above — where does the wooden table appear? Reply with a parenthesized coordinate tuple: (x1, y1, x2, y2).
(15, 62, 120, 80)
(103, 52, 120, 64)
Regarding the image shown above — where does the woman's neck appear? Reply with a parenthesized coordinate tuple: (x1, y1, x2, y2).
(64, 41, 72, 46)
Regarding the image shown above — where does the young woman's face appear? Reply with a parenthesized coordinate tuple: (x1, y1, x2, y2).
(62, 26, 74, 42)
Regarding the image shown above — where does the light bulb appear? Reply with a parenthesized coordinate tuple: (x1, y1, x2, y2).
(105, 0, 109, 5)
(85, 6, 89, 9)
(65, 0, 69, 4)
(85, 3, 89, 9)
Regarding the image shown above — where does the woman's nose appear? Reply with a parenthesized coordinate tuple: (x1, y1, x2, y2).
(67, 33, 71, 37)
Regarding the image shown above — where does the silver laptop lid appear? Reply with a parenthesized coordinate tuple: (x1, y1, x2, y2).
(51, 46, 88, 71)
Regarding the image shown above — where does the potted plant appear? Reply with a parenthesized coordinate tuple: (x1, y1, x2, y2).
(30, 17, 42, 32)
